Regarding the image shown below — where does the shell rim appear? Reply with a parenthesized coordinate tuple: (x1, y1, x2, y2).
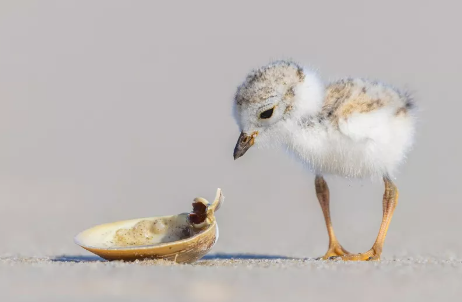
(74, 217, 217, 251)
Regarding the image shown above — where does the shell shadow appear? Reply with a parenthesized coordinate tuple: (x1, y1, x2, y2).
(51, 253, 307, 263)
(51, 255, 106, 263)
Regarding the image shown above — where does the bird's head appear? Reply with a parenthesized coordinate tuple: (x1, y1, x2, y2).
(232, 60, 324, 159)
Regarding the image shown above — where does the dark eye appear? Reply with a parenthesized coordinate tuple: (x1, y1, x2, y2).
(260, 108, 274, 119)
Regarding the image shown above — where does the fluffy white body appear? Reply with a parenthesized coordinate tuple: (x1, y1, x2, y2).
(233, 61, 417, 180)
(283, 107, 415, 179)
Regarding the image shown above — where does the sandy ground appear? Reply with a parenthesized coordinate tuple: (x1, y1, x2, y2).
(2, 0, 462, 301)
(2, 256, 462, 302)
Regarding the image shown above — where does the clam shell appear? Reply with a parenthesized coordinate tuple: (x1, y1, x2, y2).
(74, 188, 223, 264)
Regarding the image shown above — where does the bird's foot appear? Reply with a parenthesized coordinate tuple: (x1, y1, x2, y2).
(328, 247, 382, 261)
(316, 243, 350, 260)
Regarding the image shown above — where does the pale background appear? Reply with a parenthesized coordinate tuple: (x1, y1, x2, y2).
(1, 1, 461, 301)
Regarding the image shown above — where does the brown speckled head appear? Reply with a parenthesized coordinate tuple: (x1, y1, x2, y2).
(235, 60, 305, 107)
(232, 60, 325, 159)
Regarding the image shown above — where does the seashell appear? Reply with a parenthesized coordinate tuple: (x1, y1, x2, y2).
(74, 188, 223, 263)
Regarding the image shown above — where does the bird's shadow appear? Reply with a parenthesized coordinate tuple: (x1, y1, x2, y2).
(51, 253, 304, 263)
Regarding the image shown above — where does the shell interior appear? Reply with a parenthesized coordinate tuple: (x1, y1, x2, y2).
(74, 213, 201, 250)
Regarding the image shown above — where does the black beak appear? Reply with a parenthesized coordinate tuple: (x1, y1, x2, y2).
(233, 131, 258, 160)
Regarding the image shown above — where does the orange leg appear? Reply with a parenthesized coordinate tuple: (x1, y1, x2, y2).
(315, 175, 350, 260)
(331, 176, 398, 261)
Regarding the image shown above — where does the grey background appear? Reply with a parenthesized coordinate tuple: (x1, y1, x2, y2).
(1, 1, 461, 300)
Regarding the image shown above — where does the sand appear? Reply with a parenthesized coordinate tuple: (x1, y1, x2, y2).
(2, 256, 462, 301)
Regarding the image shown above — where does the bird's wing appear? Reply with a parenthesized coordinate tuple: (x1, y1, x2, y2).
(323, 78, 411, 143)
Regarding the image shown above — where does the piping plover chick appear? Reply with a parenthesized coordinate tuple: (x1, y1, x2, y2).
(232, 60, 417, 261)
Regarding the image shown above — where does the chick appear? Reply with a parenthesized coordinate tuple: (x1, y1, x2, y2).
(232, 60, 417, 261)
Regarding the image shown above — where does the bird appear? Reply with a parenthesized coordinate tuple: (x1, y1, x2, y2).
(232, 60, 417, 261)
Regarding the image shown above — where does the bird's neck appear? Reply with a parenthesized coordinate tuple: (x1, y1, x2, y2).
(289, 69, 325, 119)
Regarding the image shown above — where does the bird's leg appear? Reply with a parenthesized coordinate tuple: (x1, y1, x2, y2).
(331, 176, 398, 261)
(315, 175, 350, 260)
